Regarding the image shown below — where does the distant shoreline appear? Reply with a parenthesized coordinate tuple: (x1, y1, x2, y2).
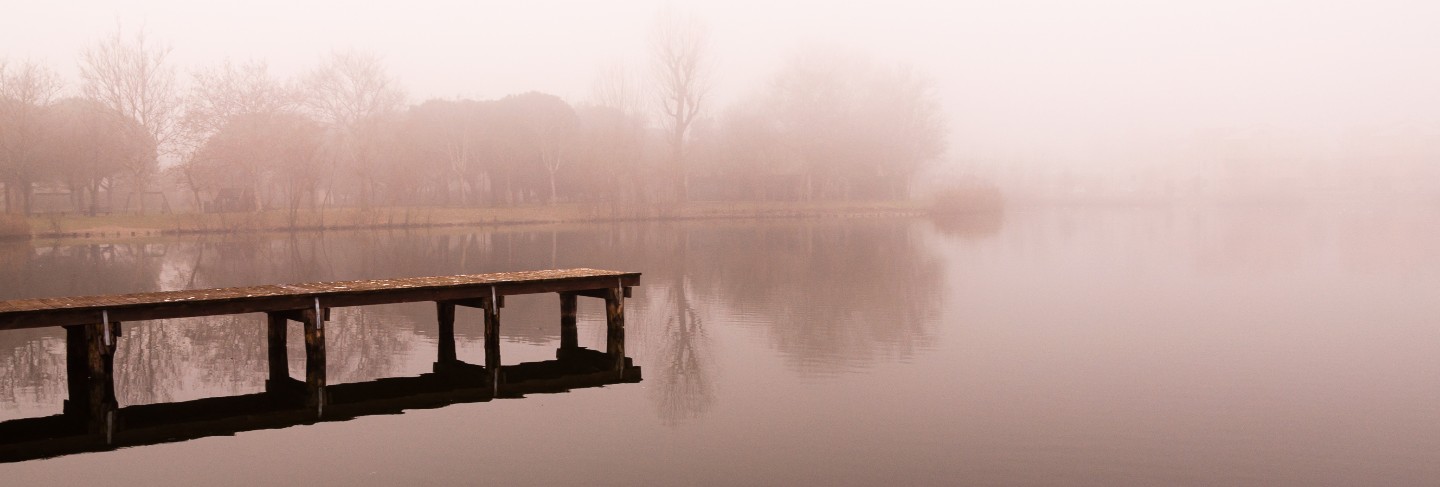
(2, 201, 930, 242)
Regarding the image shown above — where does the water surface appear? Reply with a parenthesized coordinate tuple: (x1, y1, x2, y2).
(1, 206, 1438, 485)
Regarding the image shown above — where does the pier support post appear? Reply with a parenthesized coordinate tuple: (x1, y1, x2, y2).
(436, 301, 457, 367)
(559, 292, 578, 351)
(266, 313, 288, 387)
(85, 321, 118, 436)
(605, 287, 626, 372)
(63, 325, 88, 415)
(302, 308, 326, 414)
(483, 294, 501, 393)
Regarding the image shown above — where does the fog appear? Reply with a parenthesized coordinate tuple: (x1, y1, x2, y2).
(3, 0, 1439, 208)
(5, 2, 1440, 481)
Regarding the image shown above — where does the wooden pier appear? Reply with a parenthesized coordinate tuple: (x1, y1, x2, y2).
(0, 268, 641, 440)
(0, 347, 641, 463)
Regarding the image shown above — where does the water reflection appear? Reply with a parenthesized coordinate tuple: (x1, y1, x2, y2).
(927, 210, 1005, 239)
(681, 221, 948, 375)
(0, 347, 639, 463)
(0, 218, 968, 424)
(649, 274, 713, 425)
(1, 241, 166, 298)
(0, 329, 63, 412)
(6, 208, 1440, 483)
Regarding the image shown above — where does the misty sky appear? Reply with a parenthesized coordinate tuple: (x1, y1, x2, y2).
(3, 0, 1438, 168)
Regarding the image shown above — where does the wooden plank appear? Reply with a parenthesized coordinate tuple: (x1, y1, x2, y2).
(0, 270, 640, 330)
(0, 269, 636, 313)
(439, 297, 493, 310)
(0, 268, 643, 456)
(571, 287, 633, 300)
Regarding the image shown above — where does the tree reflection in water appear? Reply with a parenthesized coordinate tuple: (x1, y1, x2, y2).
(682, 220, 950, 376)
(0, 217, 993, 424)
(649, 273, 713, 425)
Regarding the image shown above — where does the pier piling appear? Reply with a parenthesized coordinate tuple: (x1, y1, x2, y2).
(0, 269, 640, 428)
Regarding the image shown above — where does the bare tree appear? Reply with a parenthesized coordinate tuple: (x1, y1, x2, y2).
(303, 50, 405, 209)
(574, 106, 649, 205)
(498, 92, 578, 205)
(591, 61, 645, 119)
(179, 60, 294, 210)
(650, 7, 712, 202)
(195, 110, 324, 221)
(403, 99, 496, 206)
(79, 27, 179, 214)
(736, 47, 946, 200)
(865, 64, 946, 199)
(0, 60, 61, 214)
(582, 62, 652, 205)
(43, 98, 152, 215)
(182, 60, 292, 138)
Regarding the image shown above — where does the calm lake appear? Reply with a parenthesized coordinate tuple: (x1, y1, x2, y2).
(1, 205, 1438, 485)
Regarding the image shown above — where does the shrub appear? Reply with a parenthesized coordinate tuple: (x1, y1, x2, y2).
(928, 178, 1005, 238)
(931, 178, 1004, 215)
(0, 213, 33, 239)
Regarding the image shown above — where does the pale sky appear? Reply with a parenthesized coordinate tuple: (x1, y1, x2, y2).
(3, 0, 1438, 168)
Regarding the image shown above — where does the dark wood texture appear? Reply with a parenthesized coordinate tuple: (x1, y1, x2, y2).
(483, 296, 501, 394)
(605, 287, 625, 372)
(0, 269, 641, 330)
(85, 323, 111, 434)
(266, 313, 288, 382)
(436, 302, 456, 365)
(0, 349, 641, 463)
(559, 292, 578, 350)
(63, 325, 86, 415)
(302, 309, 326, 411)
(3, 268, 640, 429)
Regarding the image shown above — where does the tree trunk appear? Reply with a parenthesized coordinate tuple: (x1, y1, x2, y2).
(132, 171, 149, 215)
(671, 135, 687, 203)
(19, 179, 33, 216)
(548, 168, 558, 205)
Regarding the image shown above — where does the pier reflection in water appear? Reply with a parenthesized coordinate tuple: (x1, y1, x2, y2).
(0, 219, 948, 425)
(0, 267, 641, 464)
(6, 211, 1440, 484)
(0, 337, 639, 463)
(0, 217, 1004, 484)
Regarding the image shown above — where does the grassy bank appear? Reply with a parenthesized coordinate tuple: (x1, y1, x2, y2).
(6, 201, 927, 241)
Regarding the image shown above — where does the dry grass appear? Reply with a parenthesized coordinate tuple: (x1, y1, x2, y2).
(0, 214, 30, 239)
(12, 201, 926, 240)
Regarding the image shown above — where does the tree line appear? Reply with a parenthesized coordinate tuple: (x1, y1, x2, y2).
(0, 13, 945, 216)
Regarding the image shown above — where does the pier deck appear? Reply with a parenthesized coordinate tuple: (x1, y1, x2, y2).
(0, 268, 641, 444)
(0, 268, 638, 330)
